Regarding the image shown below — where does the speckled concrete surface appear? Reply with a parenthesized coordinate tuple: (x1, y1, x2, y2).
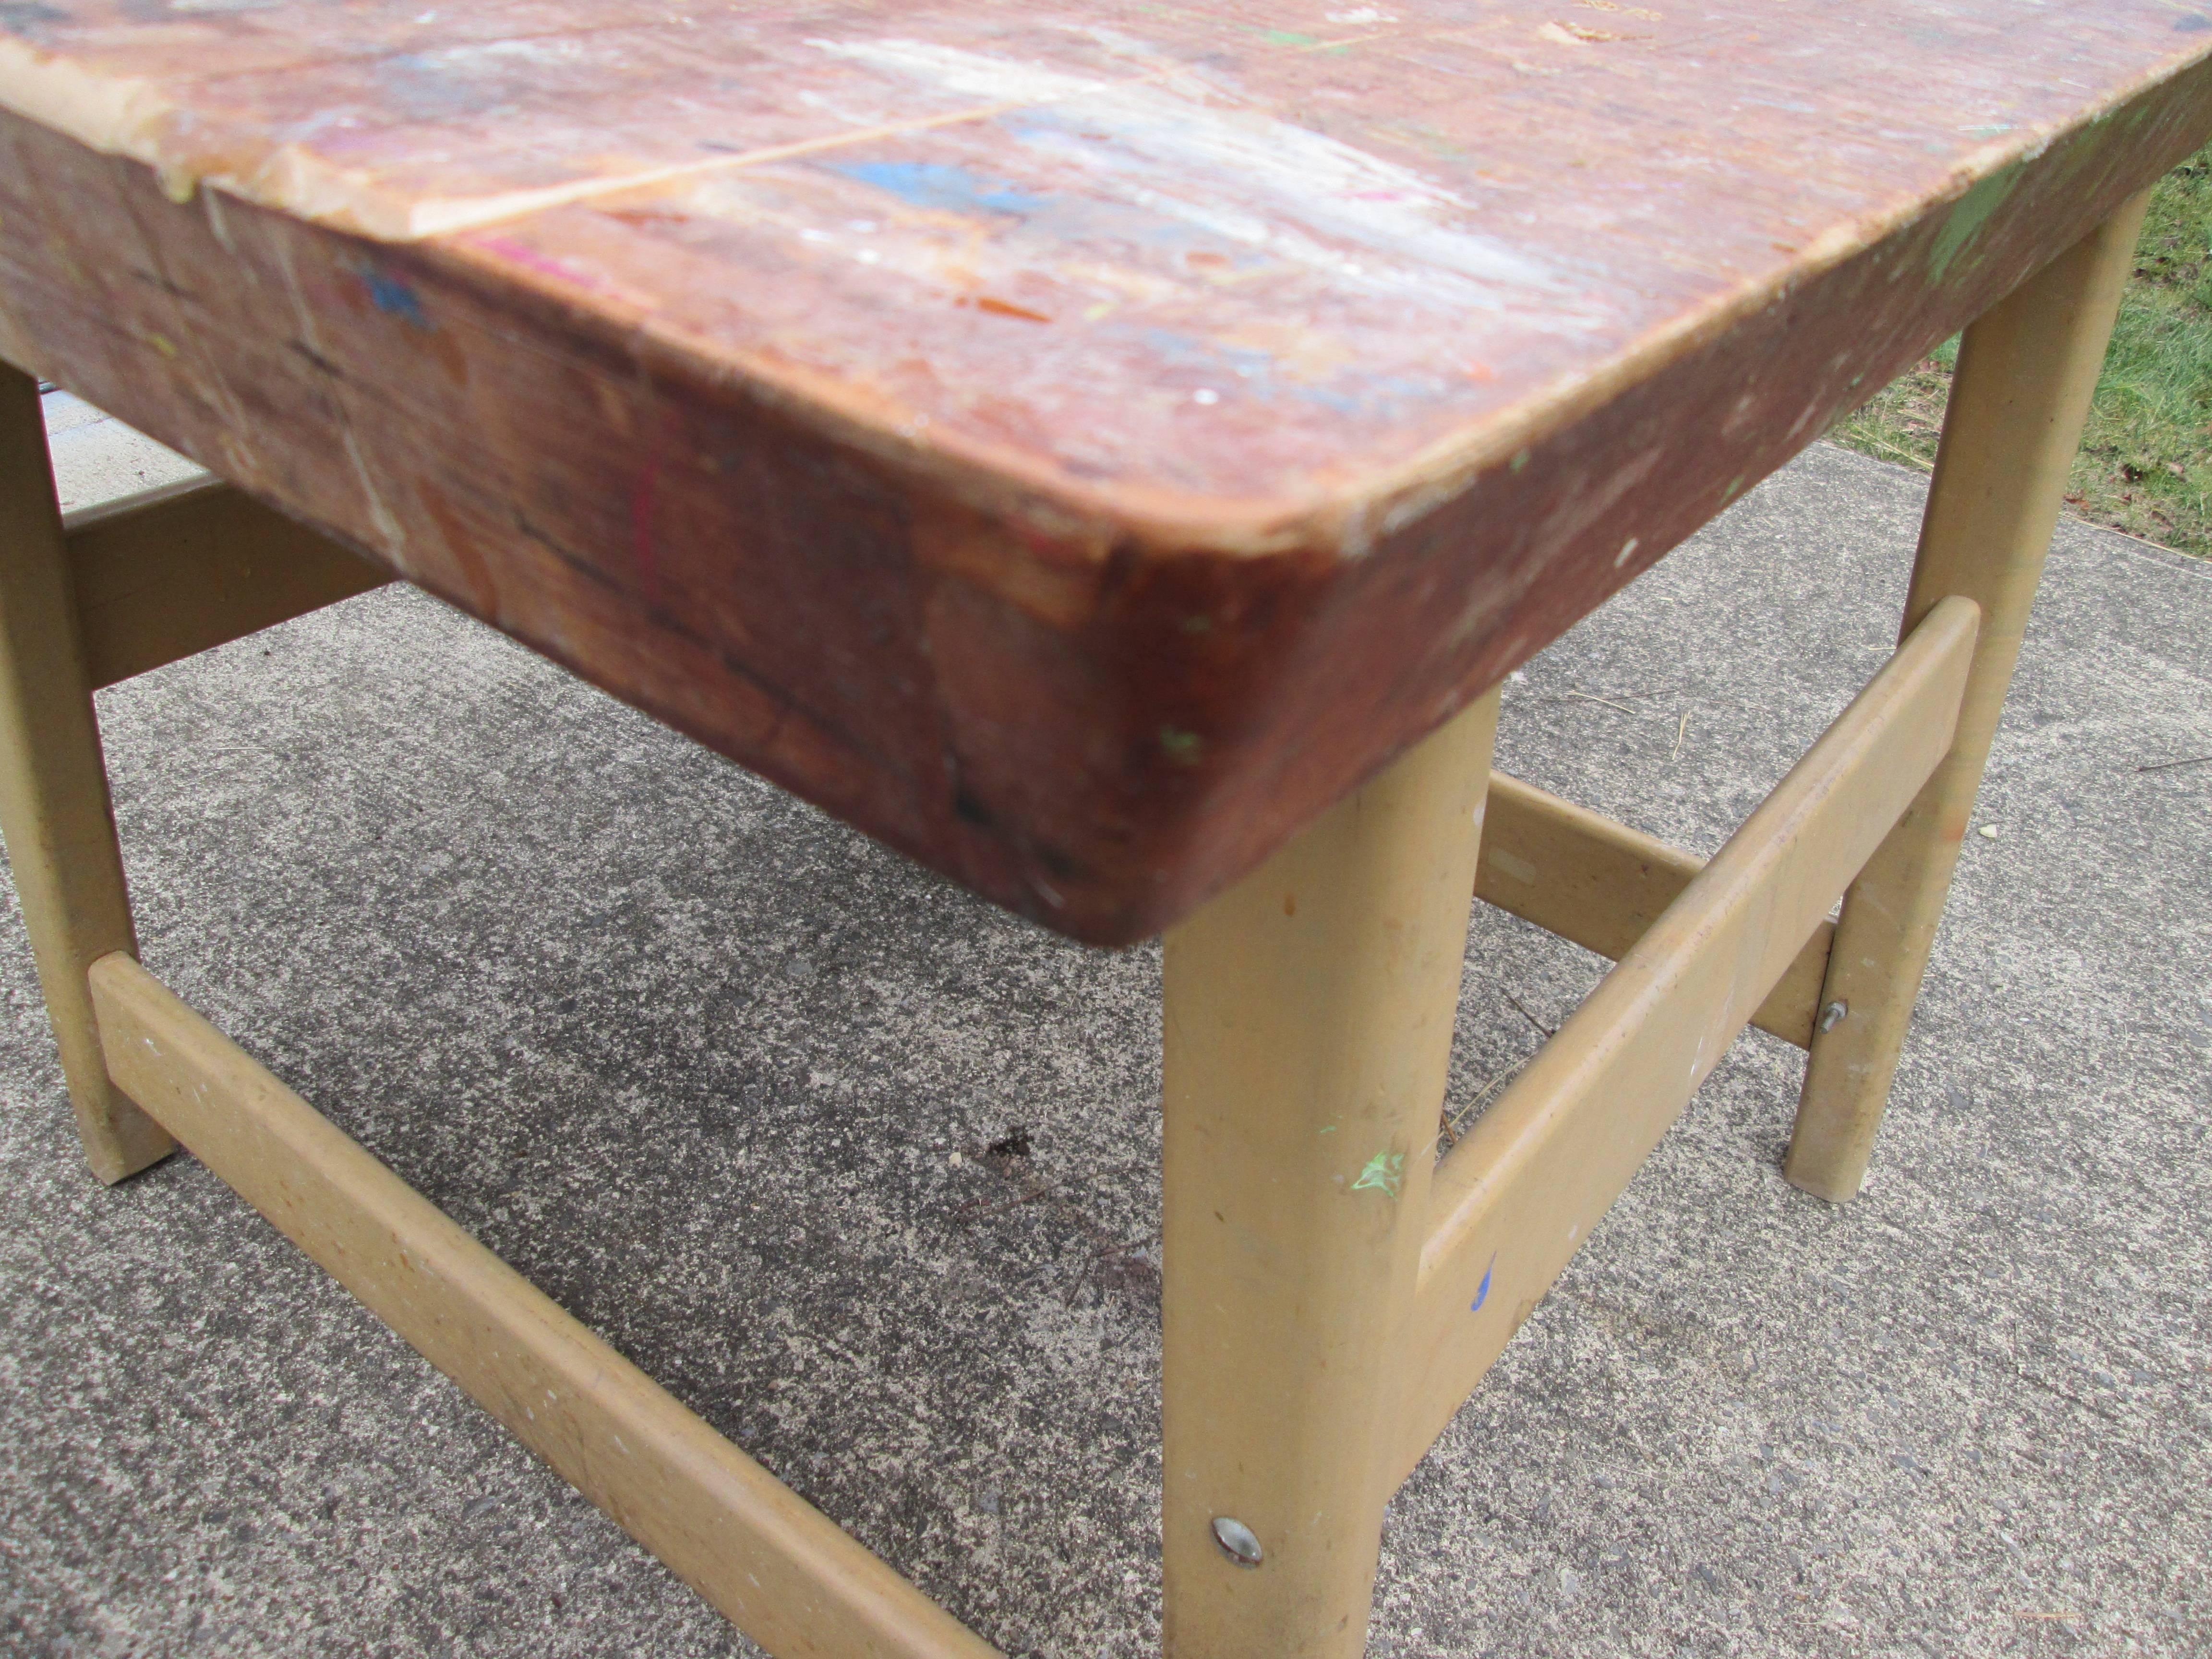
(36, 388, 204, 515)
(1, 441, 2207, 1659)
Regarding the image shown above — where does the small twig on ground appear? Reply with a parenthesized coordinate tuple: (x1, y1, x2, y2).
(1505, 990, 1556, 1040)
(1562, 691, 1645, 716)
(1064, 1237, 1158, 1307)
(1670, 707, 1690, 762)
(1852, 430, 1932, 470)
(1433, 989, 1562, 1154)
(952, 1180, 1060, 1219)
(952, 1157, 1148, 1220)
(1444, 1056, 1534, 1143)
(2137, 752, 2212, 773)
(958, 1153, 1159, 1309)
(1530, 686, 1683, 719)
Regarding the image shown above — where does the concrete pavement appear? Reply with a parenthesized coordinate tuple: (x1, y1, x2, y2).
(1, 429, 2207, 1658)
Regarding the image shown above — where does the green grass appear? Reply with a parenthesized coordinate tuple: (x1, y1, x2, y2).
(1830, 144, 2212, 557)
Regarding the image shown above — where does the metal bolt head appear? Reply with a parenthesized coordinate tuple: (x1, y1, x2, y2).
(1819, 999, 1848, 1034)
(1211, 1515, 1263, 1567)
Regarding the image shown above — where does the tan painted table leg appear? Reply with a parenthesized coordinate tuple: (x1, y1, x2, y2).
(1161, 688, 1500, 1659)
(1784, 193, 2151, 1203)
(0, 361, 173, 1183)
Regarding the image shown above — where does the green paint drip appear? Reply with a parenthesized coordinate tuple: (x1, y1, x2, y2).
(1158, 725, 1205, 766)
(1352, 1150, 1406, 1200)
(1928, 167, 2020, 285)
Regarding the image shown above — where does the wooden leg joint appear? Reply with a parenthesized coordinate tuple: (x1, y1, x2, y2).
(1476, 771, 1835, 1048)
(1162, 692, 1503, 1659)
(0, 361, 172, 1180)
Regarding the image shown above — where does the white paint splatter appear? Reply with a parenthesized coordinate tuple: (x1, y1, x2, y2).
(409, 36, 588, 68)
(809, 37, 1589, 319)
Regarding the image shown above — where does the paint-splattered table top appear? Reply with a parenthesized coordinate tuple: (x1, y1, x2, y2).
(1, 2, 2207, 940)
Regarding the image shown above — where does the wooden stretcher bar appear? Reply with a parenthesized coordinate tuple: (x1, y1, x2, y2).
(1392, 594, 1981, 1481)
(87, 951, 1002, 1659)
(63, 476, 388, 689)
(1476, 773, 1832, 1049)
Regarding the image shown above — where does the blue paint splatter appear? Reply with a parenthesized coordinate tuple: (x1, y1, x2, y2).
(1471, 1253, 1496, 1313)
(360, 268, 431, 330)
(828, 161, 1046, 218)
(1135, 329, 1285, 406)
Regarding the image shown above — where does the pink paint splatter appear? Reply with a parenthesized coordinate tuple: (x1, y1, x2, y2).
(468, 234, 607, 294)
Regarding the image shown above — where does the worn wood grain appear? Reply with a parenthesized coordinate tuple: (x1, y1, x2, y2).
(0, 3, 2205, 939)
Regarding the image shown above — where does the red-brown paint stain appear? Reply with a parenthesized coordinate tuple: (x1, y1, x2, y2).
(971, 295, 1054, 323)
(417, 480, 504, 622)
(630, 449, 664, 608)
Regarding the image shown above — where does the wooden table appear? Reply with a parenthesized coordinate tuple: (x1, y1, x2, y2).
(0, 4, 2203, 1653)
